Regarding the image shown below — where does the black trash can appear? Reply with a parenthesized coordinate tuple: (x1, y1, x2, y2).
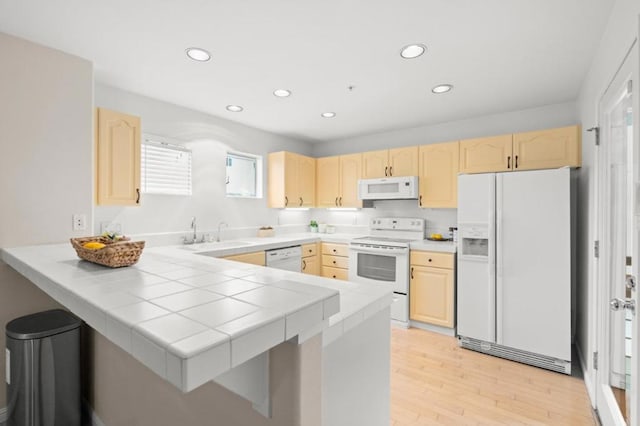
(6, 309, 82, 426)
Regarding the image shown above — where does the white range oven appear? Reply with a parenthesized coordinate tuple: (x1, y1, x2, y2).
(348, 218, 425, 327)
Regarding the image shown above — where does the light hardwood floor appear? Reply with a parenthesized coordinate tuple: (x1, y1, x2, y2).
(391, 327, 596, 425)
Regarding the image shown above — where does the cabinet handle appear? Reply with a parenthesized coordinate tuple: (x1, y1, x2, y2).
(389, 166, 393, 176)
(285, 196, 289, 206)
(136, 188, 140, 204)
(339, 197, 342, 206)
(299, 197, 303, 206)
(385, 166, 388, 176)
(428, 258, 432, 262)
(333, 249, 337, 253)
(515, 155, 519, 169)
(507, 156, 511, 169)
(335, 197, 339, 206)
(410, 267, 414, 279)
(302, 260, 307, 270)
(308, 249, 313, 253)
(419, 195, 422, 207)
(332, 275, 337, 279)
(333, 260, 337, 264)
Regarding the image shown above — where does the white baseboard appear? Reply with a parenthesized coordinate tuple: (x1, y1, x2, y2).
(0, 406, 6, 422)
(576, 344, 596, 408)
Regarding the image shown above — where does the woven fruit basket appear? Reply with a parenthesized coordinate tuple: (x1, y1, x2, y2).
(70, 236, 145, 268)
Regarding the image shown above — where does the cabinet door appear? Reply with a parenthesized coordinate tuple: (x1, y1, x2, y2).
(513, 125, 581, 171)
(389, 146, 419, 177)
(316, 156, 341, 207)
(339, 153, 362, 207)
(409, 265, 454, 327)
(298, 155, 316, 207)
(301, 255, 320, 275)
(362, 150, 388, 178)
(284, 152, 300, 207)
(459, 134, 513, 174)
(223, 251, 266, 266)
(418, 141, 459, 208)
(96, 108, 141, 205)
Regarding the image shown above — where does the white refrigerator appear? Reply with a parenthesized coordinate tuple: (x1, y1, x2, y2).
(457, 168, 573, 374)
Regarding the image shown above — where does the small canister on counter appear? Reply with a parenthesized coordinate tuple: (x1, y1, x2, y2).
(449, 227, 458, 243)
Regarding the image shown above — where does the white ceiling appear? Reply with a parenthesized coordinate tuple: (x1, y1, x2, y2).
(0, 0, 614, 143)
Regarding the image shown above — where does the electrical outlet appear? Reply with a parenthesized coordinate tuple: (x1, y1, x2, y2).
(72, 214, 87, 231)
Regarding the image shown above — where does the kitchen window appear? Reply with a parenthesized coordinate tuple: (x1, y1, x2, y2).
(226, 151, 263, 198)
(141, 137, 192, 195)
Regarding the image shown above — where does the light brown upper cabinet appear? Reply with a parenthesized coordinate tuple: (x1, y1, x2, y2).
(96, 108, 141, 206)
(316, 153, 362, 208)
(362, 147, 419, 178)
(459, 125, 581, 174)
(267, 151, 316, 208)
(459, 134, 513, 174)
(513, 125, 581, 170)
(418, 141, 459, 208)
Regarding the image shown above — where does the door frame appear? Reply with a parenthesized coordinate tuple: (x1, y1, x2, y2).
(594, 36, 639, 425)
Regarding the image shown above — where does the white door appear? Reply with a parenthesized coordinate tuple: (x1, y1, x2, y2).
(497, 169, 571, 361)
(457, 173, 496, 342)
(596, 40, 638, 426)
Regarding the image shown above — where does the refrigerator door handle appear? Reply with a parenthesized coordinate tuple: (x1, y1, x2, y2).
(495, 173, 503, 344)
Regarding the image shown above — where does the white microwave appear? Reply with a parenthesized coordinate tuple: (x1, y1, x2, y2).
(358, 176, 419, 200)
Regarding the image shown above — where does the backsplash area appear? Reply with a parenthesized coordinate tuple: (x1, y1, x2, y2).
(310, 200, 457, 236)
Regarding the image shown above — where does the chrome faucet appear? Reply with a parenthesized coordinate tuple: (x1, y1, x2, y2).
(191, 217, 197, 242)
(217, 222, 228, 242)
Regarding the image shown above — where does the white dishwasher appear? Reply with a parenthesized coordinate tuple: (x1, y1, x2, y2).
(265, 246, 302, 272)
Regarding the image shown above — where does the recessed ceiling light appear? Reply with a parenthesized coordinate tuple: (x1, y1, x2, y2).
(400, 44, 427, 59)
(185, 47, 211, 62)
(226, 105, 243, 112)
(321, 112, 336, 118)
(432, 84, 453, 94)
(273, 89, 291, 98)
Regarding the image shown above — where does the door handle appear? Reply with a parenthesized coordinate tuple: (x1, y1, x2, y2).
(385, 166, 388, 176)
(610, 298, 636, 315)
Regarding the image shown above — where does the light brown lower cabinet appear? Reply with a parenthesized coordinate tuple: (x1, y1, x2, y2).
(320, 242, 349, 280)
(409, 251, 455, 328)
(301, 242, 320, 275)
(222, 251, 265, 266)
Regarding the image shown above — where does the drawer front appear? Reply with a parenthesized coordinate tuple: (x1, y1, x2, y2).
(410, 251, 454, 269)
(321, 242, 349, 257)
(321, 266, 349, 281)
(322, 254, 349, 269)
(302, 243, 318, 258)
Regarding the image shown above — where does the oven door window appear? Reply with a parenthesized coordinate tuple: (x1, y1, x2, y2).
(356, 252, 396, 282)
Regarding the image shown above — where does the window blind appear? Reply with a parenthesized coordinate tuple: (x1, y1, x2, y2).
(141, 140, 192, 195)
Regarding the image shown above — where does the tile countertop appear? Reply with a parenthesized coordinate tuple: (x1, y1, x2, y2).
(1, 241, 392, 393)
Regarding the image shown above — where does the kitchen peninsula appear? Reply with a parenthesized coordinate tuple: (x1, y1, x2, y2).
(2, 238, 393, 426)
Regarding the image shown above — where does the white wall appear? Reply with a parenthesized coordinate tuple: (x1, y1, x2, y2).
(94, 84, 313, 242)
(575, 0, 640, 406)
(0, 33, 93, 247)
(312, 101, 577, 157)
(0, 31, 93, 408)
